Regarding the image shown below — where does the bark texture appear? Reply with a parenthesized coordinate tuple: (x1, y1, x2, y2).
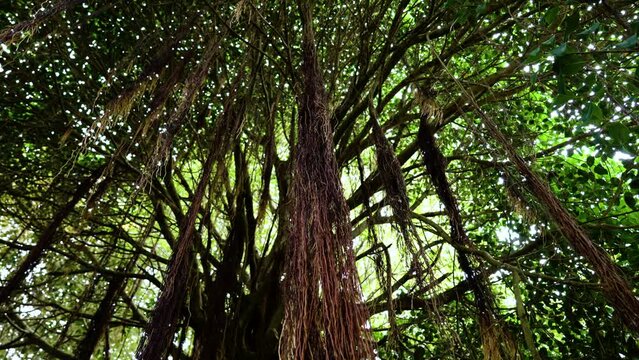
(280, 3, 375, 359)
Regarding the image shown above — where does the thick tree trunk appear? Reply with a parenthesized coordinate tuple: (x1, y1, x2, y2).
(279, 3, 375, 359)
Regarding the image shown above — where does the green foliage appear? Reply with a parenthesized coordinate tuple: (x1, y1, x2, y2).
(0, 0, 638, 359)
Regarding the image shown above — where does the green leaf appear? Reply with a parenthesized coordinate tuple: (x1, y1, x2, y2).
(599, 102, 611, 118)
(624, 192, 637, 210)
(455, 7, 471, 23)
(543, 35, 556, 46)
(557, 75, 567, 95)
(414, 347, 426, 360)
(476, 3, 488, 15)
(617, 34, 638, 49)
(527, 47, 541, 62)
(622, 158, 635, 170)
(553, 53, 586, 75)
(554, 93, 572, 105)
(628, 81, 639, 95)
(630, 178, 639, 190)
(545, 6, 560, 25)
(607, 122, 630, 145)
(577, 22, 600, 36)
(630, 66, 639, 89)
(563, 12, 580, 34)
(594, 164, 607, 175)
(551, 43, 568, 57)
(581, 103, 603, 124)
(611, 177, 621, 187)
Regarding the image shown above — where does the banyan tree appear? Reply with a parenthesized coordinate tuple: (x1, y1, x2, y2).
(1, 0, 638, 359)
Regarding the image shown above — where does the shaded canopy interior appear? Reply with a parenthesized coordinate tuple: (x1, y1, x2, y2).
(0, 0, 638, 359)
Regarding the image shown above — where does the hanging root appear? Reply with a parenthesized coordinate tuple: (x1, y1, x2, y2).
(255, 99, 277, 225)
(0, 167, 102, 306)
(0, 0, 84, 45)
(418, 106, 513, 359)
(503, 170, 538, 223)
(142, 32, 225, 187)
(475, 107, 639, 333)
(136, 148, 213, 360)
(369, 93, 480, 353)
(137, 74, 246, 359)
(80, 78, 159, 153)
(280, 3, 374, 359)
(369, 101, 413, 246)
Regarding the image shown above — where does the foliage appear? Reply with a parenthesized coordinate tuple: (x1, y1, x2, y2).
(0, 0, 638, 359)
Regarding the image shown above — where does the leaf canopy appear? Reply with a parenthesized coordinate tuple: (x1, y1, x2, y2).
(0, 0, 638, 359)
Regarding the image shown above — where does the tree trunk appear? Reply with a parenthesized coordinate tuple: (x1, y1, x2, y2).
(279, 3, 375, 359)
